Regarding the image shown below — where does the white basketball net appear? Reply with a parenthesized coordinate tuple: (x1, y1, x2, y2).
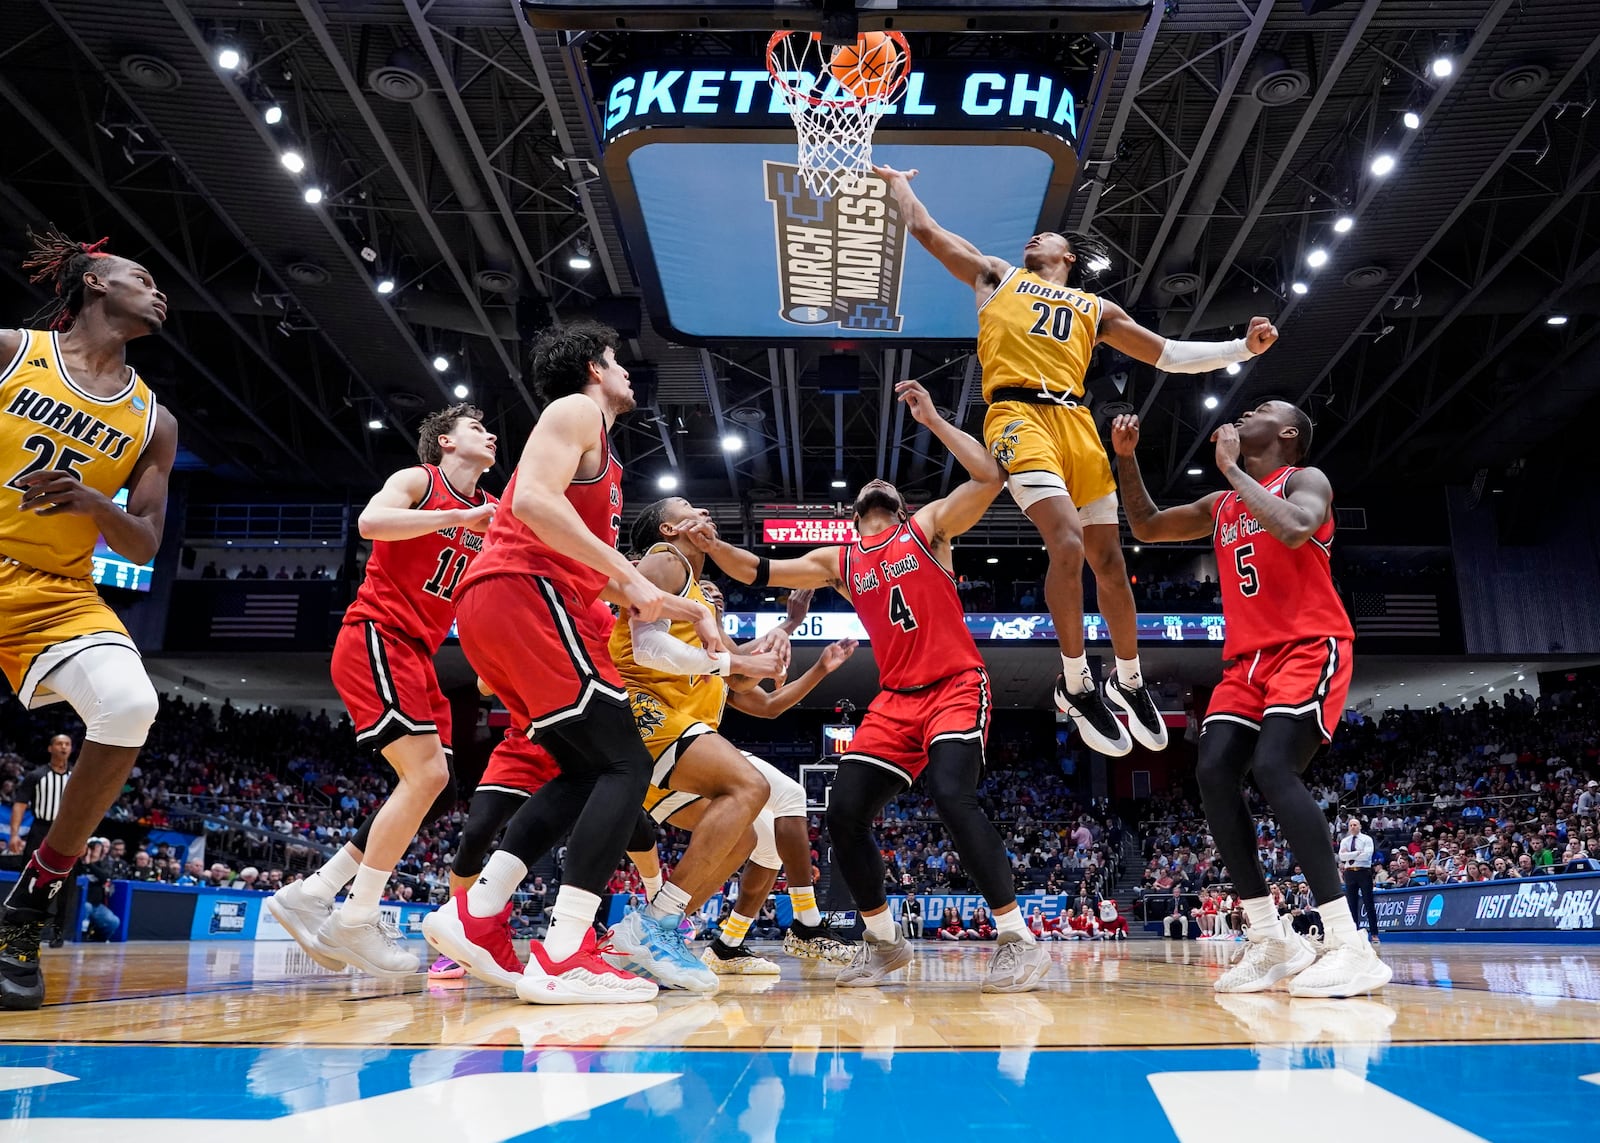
(767, 31, 911, 199)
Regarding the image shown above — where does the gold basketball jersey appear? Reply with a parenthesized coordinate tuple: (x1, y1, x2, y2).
(976, 268, 1103, 403)
(610, 543, 728, 731)
(0, 329, 157, 580)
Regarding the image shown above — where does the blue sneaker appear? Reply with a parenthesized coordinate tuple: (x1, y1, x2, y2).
(603, 909, 718, 993)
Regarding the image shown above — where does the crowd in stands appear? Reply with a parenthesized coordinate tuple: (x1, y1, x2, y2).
(1133, 681, 1600, 927)
(198, 561, 339, 580)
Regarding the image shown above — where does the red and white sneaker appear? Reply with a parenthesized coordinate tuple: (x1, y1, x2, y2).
(427, 955, 466, 980)
(515, 928, 660, 1005)
(420, 890, 524, 990)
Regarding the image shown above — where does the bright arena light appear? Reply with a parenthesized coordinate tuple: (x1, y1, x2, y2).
(280, 150, 305, 173)
(433, 355, 450, 372)
(1430, 56, 1454, 79)
(453, 384, 469, 399)
(1334, 216, 1354, 234)
(568, 254, 592, 270)
(1370, 152, 1397, 177)
(1226, 363, 1242, 376)
(1403, 110, 1422, 130)
(1291, 281, 1309, 295)
(302, 187, 323, 205)
(1203, 395, 1220, 410)
(216, 47, 242, 71)
(1186, 468, 1203, 476)
(376, 278, 395, 295)
(367, 419, 384, 430)
(1306, 248, 1329, 269)
(1546, 314, 1570, 326)
(264, 105, 283, 125)
(721, 434, 744, 452)
(657, 473, 679, 491)
(831, 478, 848, 489)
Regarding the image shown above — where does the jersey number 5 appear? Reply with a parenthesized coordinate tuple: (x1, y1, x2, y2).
(1234, 544, 1260, 597)
(1028, 301, 1075, 343)
(888, 584, 918, 632)
(6, 434, 92, 493)
(424, 549, 470, 601)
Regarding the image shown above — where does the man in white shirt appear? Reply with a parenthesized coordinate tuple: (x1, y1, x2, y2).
(1338, 816, 1378, 941)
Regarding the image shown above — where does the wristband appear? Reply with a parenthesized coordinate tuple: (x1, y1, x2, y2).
(752, 556, 771, 587)
(710, 652, 733, 677)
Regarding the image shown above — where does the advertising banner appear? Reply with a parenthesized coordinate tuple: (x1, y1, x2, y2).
(762, 519, 859, 544)
(1375, 872, 1600, 934)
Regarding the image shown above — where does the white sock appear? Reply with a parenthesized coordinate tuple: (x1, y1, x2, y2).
(340, 864, 388, 924)
(1116, 656, 1143, 689)
(720, 910, 755, 947)
(995, 907, 1036, 944)
(645, 880, 692, 922)
(304, 847, 360, 903)
(466, 849, 527, 918)
(1317, 896, 1362, 947)
(789, 885, 822, 927)
(862, 909, 898, 942)
(642, 872, 663, 900)
(1061, 653, 1092, 694)
(1242, 896, 1280, 935)
(544, 885, 602, 962)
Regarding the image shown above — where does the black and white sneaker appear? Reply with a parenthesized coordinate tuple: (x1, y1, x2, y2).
(1104, 678, 1169, 751)
(1054, 673, 1132, 756)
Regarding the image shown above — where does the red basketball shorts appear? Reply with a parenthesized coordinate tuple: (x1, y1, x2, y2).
(1205, 636, 1353, 742)
(478, 727, 559, 796)
(840, 668, 992, 784)
(455, 574, 628, 736)
(330, 620, 452, 751)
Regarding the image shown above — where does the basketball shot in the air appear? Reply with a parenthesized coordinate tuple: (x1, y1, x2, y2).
(767, 30, 911, 197)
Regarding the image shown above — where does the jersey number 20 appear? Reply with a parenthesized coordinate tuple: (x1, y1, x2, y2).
(1028, 301, 1075, 343)
(888, 584, 918, 632)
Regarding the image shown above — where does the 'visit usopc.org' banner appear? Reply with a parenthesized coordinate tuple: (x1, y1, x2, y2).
(1375, 872, 1600, 934)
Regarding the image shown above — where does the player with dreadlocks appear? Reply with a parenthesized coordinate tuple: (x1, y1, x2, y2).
(0, 226, 178, 1009)
(874, 163, 1278, 761)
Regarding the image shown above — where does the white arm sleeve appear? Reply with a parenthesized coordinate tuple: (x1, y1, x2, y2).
(1155, 336, 1252, 374)
(630, 616, 731, 677)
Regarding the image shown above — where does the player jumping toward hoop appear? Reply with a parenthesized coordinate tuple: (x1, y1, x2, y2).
(689, 380, 1051, 992)
(1112, 403, 1390, 997)
(874, 163, 1278, 757)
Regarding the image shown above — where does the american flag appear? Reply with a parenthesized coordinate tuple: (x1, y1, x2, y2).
(209, 593, 300, 639)
(1352, 592, 1440, 638)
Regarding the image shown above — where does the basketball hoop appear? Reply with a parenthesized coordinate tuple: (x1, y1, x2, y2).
(766, 30, 911, 199)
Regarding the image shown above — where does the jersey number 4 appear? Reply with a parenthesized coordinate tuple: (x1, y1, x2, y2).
(1027, 301, 1075, 343)
(888, 584, 918, 632)
(1234, 544, 1260, 597)
(6, 434, 92, 493)
(423, 549, 470, 601)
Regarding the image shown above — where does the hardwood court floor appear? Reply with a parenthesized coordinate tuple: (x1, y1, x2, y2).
(1, 938, 1596, 1140)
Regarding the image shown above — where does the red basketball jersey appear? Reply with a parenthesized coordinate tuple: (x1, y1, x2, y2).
(1211, 465, 1353, 658)
(343, 464, 495, 650)
(839, 518, 983, 691)
(459, 423, 622, 609)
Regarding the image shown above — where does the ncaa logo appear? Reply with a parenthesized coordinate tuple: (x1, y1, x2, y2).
(786, 305, 832, 324)
(1425, 895, 1446, 926)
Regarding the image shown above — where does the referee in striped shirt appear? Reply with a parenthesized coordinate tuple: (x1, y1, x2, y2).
(8, 734, 76, 946)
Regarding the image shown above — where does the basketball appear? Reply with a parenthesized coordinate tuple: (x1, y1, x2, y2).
(829, 32, 898, 100)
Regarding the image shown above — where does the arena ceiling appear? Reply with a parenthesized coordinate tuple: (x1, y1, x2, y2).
(1, 0, 1597, 528)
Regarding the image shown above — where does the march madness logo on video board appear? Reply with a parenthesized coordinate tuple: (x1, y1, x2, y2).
(764, 163, 907, 332)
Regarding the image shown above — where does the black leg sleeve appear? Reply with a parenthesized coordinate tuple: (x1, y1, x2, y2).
(451, 789, 529, 880)
(823, 760, 907, 914)
(1196, 719, 1268, 901)
(498, 704, 652, 894)
(924, 739, 1017, 912)
(1249, 714, 1342, 906)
